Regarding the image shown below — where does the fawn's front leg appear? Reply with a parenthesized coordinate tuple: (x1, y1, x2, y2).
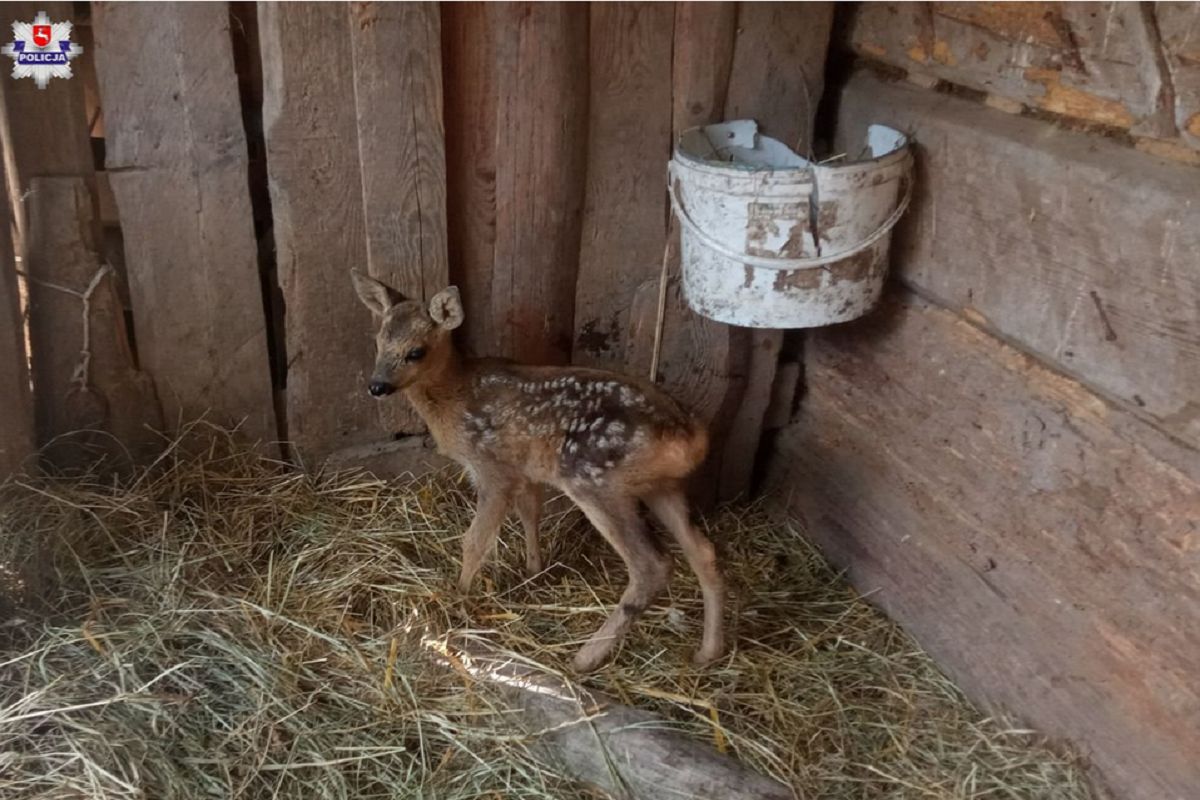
(514, 481, 544, 577)
(458, 478, 513, 593)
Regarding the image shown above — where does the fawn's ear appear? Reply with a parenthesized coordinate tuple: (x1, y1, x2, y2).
(428, 286, 465, 330)
(351, 270, 403, 317)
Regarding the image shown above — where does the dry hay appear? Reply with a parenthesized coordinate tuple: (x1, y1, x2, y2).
(0, 429, 1095, 799)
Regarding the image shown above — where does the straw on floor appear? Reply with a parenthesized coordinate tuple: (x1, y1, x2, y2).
(0, 428, 1094, 799)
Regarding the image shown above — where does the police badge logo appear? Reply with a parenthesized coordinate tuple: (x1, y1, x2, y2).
(2, 10, 82, 90)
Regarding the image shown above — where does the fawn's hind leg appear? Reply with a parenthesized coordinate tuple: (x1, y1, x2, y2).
(566, 489, 672, 672)
(645, 486, 725, 665)
(514, 482, 544, 577)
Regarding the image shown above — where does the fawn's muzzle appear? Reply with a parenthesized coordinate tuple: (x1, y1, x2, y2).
(368, 380, 395, 397)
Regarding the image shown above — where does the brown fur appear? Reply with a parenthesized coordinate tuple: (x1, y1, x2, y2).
(352, 272, 724, 671)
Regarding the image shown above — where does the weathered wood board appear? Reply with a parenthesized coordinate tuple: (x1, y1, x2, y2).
(624, 4, 745, 508)
(350, 3, 448, 289)
(73, 10, 103, 141)
(94, 2, 275, 446)
(0, 169, 33, 477)
(441, 2, 498, 360)
(426, 639, 792, 800)
(1, 2, 157, 469)
(849, 2, 1200, 153)
(573, 3, 673, 369)
(259, 3, 377, 462)
(725, 2, 834, 155)
(1159, 1, 1200, 150)
(837, 71, 1200, 451)
(766, 291, 1200, 800)
(671, 1, 737, 136)
(713, 1, 834, 501)
(718, 330, 780, 501)
(628, 247, 749, 508)
(490, 3, 589, 366)
(322, 433, 451, 479)
(442, 3, 587, 366)
(349, 1, 447, 436)
(24, 178, 160, 468)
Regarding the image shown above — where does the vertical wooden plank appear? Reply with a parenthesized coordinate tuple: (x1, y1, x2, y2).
(717, 329, 780, 499)
(74, 14, 103, 140)
(491, 3, 588, 366)
(262, 2, 450, 464)
(671, 2, 737, 134)
(442, 2, 497, 358)
(349, 2, 447, 302)
(227, 0, 283, 425)
(628, 257, 750, 508)
(628, 2, 744, 508)
(25, 177, 160, 468)
(259, 2, 375, 462)
(349, 1, 448, 435)
(0, 2, 96, 378)
(93, 2, 275, 445)
(573, 3, 674, 369)
(725, 2, 835, 155)
(443, 3, 588, 366)
(717, 1, 834, 501)
(0, 164, 33, 477)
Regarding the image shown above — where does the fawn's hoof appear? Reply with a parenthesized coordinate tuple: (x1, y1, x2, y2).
(691, 643, 725, 667)
(524, 558, 544, 578)
(572, 643, 613, 673)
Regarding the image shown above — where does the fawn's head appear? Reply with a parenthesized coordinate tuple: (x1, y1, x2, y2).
(351, 271, 464, 396)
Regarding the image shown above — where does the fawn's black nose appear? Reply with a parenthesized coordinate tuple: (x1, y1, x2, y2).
(368, 380, 395, 397)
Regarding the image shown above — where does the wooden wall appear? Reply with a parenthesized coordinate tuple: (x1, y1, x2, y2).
(0, 2, 833, 494)
(3, 0, 161, 471)
(765, 8, 1200, 798)
(848, 2, 1200, 166)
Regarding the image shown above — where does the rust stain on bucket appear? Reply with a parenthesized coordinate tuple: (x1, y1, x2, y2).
(828, 248, 882, 286)
(773, 268, 823, 293)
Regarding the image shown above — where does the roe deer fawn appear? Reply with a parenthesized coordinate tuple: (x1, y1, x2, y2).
(352, 271, 725, 671)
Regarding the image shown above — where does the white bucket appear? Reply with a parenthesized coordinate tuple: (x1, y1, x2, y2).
(669, 120, 912, 329)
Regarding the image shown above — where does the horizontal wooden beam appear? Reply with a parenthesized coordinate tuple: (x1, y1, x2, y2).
(837, 71, 1200, 452)
(766, 291, 1200, 800)
(848, 3, 1198, 144)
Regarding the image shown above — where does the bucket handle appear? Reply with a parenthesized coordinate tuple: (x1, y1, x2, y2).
(667, 157, 914, 271)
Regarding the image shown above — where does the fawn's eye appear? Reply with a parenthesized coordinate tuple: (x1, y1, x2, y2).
(405, 346, 427, 363)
